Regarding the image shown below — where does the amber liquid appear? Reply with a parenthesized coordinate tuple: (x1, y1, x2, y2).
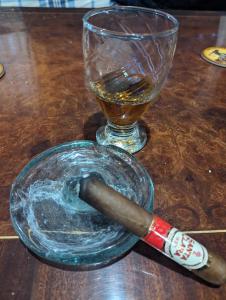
(90, 71, 154, 126)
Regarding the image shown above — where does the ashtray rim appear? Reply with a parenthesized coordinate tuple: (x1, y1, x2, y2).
(10, 140, 154, 267)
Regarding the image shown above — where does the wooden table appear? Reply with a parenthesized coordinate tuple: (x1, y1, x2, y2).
(0, 7, 226, 300)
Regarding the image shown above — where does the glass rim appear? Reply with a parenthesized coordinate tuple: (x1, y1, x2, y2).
(83, 6, 179, 40)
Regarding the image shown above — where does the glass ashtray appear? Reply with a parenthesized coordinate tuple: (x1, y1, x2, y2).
(10, 141, 154, 267)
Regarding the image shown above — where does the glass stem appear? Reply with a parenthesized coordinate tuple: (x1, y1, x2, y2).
(106, 121, 138, 137)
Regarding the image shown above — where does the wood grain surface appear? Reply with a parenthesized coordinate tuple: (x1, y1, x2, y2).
(0, 7, 226, 300)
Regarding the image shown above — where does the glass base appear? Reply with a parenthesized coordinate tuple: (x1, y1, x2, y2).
(96, 122, 147, 154)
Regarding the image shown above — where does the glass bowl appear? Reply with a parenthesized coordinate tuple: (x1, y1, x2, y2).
(10, 140, 154, 267)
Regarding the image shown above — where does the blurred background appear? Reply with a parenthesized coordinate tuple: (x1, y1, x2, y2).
(0, 0, 226, 10)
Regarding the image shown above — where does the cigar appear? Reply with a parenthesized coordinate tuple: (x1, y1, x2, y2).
(78, 173, 226, 286)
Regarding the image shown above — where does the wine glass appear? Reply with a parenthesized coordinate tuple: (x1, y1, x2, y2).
(83, 6, 178, 153)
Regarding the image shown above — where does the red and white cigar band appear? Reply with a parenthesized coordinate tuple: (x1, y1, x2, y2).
(143, 216, 208, 270)
(143, 216, 172, 250)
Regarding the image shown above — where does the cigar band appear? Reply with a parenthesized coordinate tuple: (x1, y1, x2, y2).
(164, 228, 208, 270)
(143, 216, 172, 250)
(143, 216, 208, 270)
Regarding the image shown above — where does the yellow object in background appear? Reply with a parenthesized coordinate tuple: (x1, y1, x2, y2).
(201, 47, 226, 67)
(0, 63, 5, 78)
